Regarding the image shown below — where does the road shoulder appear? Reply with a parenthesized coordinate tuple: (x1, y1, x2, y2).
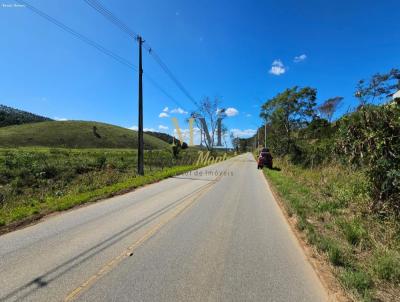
(259, 169, 350, 302)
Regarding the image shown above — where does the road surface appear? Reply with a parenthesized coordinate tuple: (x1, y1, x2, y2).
(0, 153, 328, 302)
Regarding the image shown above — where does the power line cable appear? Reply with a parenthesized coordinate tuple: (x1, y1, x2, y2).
(16, 0, 186, 109)
(84, 0, 138, 39)
(144, 44, 198, 107)
(83, 0, 198, 108)
(16, 0, 137, 70)
(143, 73, 187, 110)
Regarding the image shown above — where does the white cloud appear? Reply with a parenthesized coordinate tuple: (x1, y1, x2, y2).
(225, 107, 239, 117)
(128, 125, 138, 130)
(294, 54, 307, 63)
(54, 117, 68, 121)
(158, 125, 169, 131)
(269, 59, 286, 76)
(170, 107, 188, 114)
(162, 107, 169, 112)
(144, 128, 155, 132)
(230, 128, 256, 138)
(159, 112, 169, 118)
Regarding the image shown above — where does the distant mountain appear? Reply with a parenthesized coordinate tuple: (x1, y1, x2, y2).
(0, 104, 52, 127)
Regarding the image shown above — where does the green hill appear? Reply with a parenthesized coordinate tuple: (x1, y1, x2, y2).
(0, 121, 169, 149)
(0, 104, 52, 127)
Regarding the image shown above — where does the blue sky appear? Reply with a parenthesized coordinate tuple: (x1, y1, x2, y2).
(1, 0, 399, 140)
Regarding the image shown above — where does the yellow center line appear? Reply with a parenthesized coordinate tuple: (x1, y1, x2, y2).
(64, 170, 227, 302)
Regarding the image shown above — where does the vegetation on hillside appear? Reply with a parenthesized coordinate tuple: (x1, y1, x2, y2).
(265, 160, 399, 301)
(146, 131, 182, 145)
(0, 104, 52, 127)
(0, 147, 211, 230)
(259, 68, 400, 214)
(0, 121, 169, 149)
(256, 68, 400, 301)
(0, 103, 235, 230)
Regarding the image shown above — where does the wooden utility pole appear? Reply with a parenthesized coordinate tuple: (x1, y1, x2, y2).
(264, 123, 267, 148)
(137, 36, 144, 175)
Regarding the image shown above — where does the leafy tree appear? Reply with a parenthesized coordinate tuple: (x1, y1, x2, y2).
(238, 138, 251, 153)
(230, 133, 240, 152)
(172, 140, 181, 158)
(336, 103, 400, 213)
(260, 86, 317, 155)
(336, 69, 400, 213)
(355, 68, 400, 106)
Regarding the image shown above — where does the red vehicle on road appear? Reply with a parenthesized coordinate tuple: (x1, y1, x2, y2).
(257, 148, 273, 169)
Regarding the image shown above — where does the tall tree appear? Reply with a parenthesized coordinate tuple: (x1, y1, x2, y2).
(317, 96, 343, 122)
(230, 133, 239, 152)
(355, 68, 400, 106)
(260, 86, 317, 154)
(189, 97, 225, 150)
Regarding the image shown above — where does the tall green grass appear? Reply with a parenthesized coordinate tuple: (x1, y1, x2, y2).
(264, 158, 400, 301)
(0, 148, 209, 228)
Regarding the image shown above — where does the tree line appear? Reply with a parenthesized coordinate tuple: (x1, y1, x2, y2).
(0, 105, 52, 127)
(253, 68, 400, 214)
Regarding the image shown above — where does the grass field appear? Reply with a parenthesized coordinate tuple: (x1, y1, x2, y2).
(0, 120, 169, 149)
(0, 147, 220, 231)
(263, 158, 400, 301)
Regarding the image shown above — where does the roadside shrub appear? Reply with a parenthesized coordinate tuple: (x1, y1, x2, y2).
(75, 163, 93, 174)
(336, 103, 400, 214)
(0, 168, 10, 184)
(316, 237, 349, 266)
(291, 118, 336, 167)
(339, 218, 368, 246)
(95, 155, 107, 169)
(373, 251, 400, 282)
(328, 244, 348, 267)
(41, 165, 59, 179)
(340, 269, 373, 297)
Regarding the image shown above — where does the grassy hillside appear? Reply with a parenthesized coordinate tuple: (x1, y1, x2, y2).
(0, 104, 52, 127)
(0, 121, 169, 149)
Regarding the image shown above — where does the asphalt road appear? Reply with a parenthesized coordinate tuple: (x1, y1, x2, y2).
(0, 153, 328, 302)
